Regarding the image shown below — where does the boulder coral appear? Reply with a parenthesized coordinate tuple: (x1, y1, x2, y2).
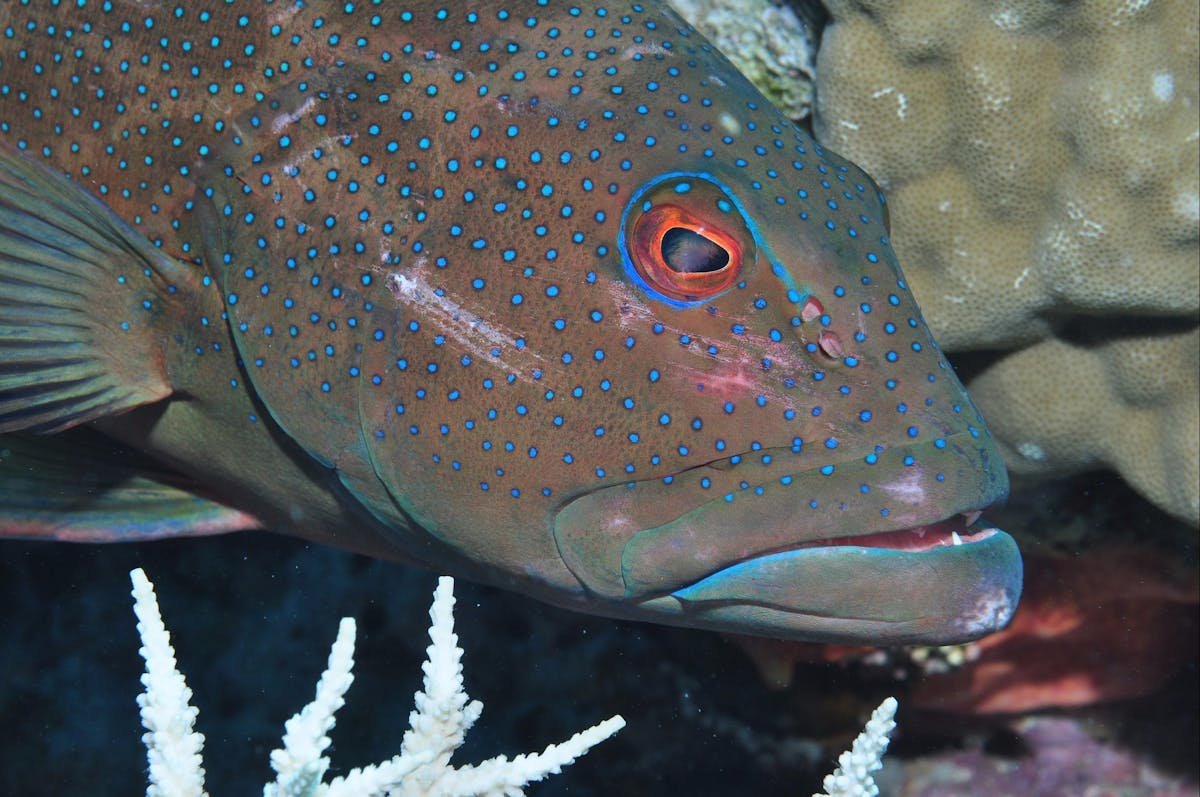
(969, 322, 1199, 524)
(811, 0, 1200, 524)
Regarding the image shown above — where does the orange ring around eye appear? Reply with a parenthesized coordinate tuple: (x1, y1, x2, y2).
(630, 204, 743, 302)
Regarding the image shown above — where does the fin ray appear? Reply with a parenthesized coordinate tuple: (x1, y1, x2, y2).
(0, 145, 196, 433)
(0, 430, 259, 542)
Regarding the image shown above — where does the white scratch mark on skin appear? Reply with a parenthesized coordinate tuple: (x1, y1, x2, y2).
(268, 2, 303, 28)
(604, 279, 814, 403)
(386, 267, 544, 379)
(607, 279, 660, 330)
(272, 96, 317, 133)
(622, 43, 671, 60)
(279, 134, 355, 182)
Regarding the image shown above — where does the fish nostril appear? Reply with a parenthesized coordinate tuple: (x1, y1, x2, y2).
(801, 296, 823, 323)
(818, 329, 843, 360)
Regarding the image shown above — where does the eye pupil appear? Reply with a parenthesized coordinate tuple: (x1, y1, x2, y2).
(660, 227, 729, 274)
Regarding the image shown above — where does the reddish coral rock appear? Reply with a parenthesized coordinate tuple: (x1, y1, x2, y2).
(912, 546, 1198, 714)
(896, 716, 1198, 797)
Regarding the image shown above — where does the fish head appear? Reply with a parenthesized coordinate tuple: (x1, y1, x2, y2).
(200, 3, 1020, 644)
(537, 113, 1019, 643)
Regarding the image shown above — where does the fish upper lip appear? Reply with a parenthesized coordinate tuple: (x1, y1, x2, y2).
(717, 511, 999, 559)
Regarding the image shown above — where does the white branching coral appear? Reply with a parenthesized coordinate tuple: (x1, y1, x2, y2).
(813, 697, 898, 797)
(130, 569, 625, 797)
(263, 617, 358, 797)
(131, 568, 209, 797)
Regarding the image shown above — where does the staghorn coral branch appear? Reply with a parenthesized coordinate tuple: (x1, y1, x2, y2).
(131, 570, 624, 797)
(324, 576, 626, 797)
(264, 617, 357, 797)
(130, 567, 209, 797)
(133, 565, 893, 797)
(433, 716, 630, 797)
(813, 696, 898, 797)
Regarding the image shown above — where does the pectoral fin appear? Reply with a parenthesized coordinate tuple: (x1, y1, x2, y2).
(0, 428, 258, 542)
(0, 144, 195, 433)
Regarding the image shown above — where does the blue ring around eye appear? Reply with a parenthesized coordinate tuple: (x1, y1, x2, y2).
(618, 170, 805, 309)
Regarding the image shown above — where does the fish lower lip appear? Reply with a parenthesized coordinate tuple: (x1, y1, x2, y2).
(653, 524, 1023, 644)
(551, 424, 1020, 644)
(653, 510, 999, 606)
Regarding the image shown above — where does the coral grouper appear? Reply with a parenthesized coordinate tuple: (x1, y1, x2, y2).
(0, 1, 1020, 644)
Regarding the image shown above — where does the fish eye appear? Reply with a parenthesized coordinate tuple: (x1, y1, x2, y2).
(622, 175, 754, 305)
(630, 203, 741, 301)
(661, 227, 730, 273)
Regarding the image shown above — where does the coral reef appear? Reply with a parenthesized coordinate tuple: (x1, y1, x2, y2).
(910, 543, 1199, 713)
(132, 562, 898, 797)
(895, 716, 1199, 797)
(670, 0, 818, 119)
(812, 0, 1200, 523)
(131, 569, 624, 796)
(129, 562, 902, 797)
(968, 322, 1199, 527)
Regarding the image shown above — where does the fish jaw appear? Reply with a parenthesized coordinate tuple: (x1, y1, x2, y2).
(646, 527, 1022, 645)
(552, 429, 1021, 644)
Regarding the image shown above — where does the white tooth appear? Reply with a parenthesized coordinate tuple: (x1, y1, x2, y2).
(951, 531, 963, 546)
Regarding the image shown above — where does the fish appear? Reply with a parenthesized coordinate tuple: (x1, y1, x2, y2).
(0, 0, 1021, 644)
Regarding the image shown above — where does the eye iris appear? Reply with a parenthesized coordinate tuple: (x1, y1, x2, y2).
(660, 227, 729, 274)
(630, 206, 742, 301)
(621, 176, 754, 305)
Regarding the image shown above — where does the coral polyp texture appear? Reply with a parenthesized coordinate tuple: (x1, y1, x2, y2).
(970, 326, 1199, 527)
(669, 0, 818, 119)
(813, 0, 1200, 523)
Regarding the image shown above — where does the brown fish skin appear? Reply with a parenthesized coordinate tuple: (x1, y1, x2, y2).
(0, 2, 1021, 644)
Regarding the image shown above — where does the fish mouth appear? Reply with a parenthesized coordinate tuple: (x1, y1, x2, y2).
(552, 431, 1022, 644)
(648, 515, 1022, 644)
(741, 510, 997, 555)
